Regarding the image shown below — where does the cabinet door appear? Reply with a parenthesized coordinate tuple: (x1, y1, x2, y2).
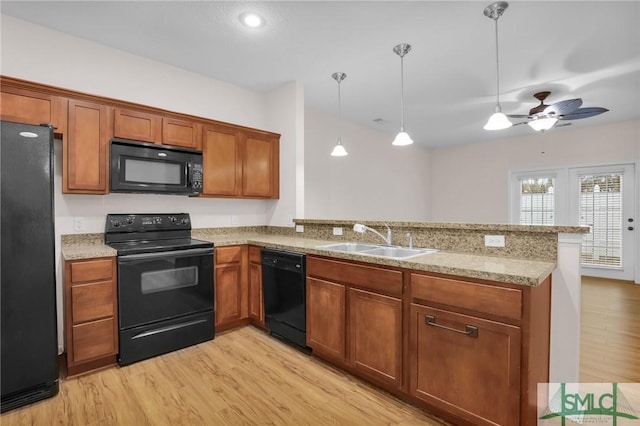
(65, 99, 109, 193)
(214, 246, 247, 328)
(242, 133, 279, 198)
(215, 264, 243, 326)
(202, 124, 242, 196)
(0, 86, 65, 130)
(409, 304, 521, 426)
(162, 117, 201, 150)
(113, 108, 161, 143)
(348, 288, 402, 388)
(306, 277, 345, 361)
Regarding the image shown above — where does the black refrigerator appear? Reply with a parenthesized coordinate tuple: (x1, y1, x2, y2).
(1, 121, 59, 412)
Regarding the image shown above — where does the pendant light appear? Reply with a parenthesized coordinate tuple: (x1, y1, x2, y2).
(483, 1, 512, 130)
(330, 72, 348, 157)
(392, 43, 413, 146)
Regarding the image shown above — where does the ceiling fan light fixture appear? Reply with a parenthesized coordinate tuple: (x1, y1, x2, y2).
(528, 117, 558, 132)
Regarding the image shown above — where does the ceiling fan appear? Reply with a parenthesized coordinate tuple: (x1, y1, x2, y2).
(508, 91, 609, 132)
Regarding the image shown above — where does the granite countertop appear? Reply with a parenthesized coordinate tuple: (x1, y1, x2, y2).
(62, 231, 555, 287)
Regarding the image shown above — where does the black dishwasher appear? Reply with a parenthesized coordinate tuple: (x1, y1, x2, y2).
(261, 248, 308, 350)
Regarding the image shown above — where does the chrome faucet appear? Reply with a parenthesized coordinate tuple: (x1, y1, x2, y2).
(406, 232, 413, 249)
(353, 223, 392, 245)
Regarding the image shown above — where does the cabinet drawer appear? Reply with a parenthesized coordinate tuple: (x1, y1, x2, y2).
(71, 281, 114, 324)
(410, 273, 522, 321)
(70, 259, 113, 283)
(249, 245, 262, 263)
(216, 246, 243, 264)
(72, 317, 117, 363)
(307, 256, 403, 297)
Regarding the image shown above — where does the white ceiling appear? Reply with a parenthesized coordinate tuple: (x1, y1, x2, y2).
(2, 1, 639, 147)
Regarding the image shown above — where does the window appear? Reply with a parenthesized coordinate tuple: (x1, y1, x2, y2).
(519, 177, 555, 225)
(578, 173, 623, 268)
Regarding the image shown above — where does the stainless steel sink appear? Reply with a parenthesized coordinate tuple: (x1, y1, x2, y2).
(316, 242, 438, 259)
(362, 246, 439, 259)
(316, 242, 382, 253)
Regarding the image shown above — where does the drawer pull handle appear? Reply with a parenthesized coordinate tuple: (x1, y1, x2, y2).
(425, 315, 478, 338)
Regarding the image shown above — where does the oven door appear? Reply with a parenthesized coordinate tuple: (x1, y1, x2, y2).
(117, 247, 214, 330)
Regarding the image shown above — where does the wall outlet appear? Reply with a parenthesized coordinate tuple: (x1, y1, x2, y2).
(484, 235, 505, 247)
(231, 215, 238, 225)
(333, 227, 343, 236)
(295, 225, 304, 233)
(73, 217, 85, 232)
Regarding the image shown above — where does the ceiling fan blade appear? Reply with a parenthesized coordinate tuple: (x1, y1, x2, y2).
(506, 114, 531, 119)
(543, 98, 583, 116)
(558, 107, 609, 120)
(512, 121, 529, 126)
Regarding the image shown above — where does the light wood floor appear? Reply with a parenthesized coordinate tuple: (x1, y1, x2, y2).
(580, 276, 640, 382)
(1, 326, 446, 425)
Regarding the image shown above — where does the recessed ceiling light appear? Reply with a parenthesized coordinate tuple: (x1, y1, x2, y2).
(239, 12, 265, 28)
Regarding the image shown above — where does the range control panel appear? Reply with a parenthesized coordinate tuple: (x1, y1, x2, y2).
(105, 213, 191, 233)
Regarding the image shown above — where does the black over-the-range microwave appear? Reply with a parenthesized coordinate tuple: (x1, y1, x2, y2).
(110, 138, 203, 196)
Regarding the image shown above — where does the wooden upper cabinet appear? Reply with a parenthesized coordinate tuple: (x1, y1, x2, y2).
(114, 107, 202, 149)
(162, 117, 202, 150)
(113, 108, 162, 143)
(202, 124, 242, 196)
(0, 86, 67, 132)
(202, 124, 280, 199)
(64, 99, 110, 193)
(243, 132, 279, 198)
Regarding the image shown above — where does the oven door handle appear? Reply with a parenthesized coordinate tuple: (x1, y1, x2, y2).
(118, 247, 213, 261)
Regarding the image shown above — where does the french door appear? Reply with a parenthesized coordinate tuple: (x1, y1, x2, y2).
(569, 164, 635, 281)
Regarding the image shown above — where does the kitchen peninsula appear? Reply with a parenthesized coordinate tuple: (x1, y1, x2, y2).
(61, 219, 587, 426)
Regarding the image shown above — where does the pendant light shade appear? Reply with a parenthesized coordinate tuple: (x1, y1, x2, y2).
(330, 139, 348, 156)
(392, 43, 413, 146)
(483, 2, 512, 131)
(330, 72, 348, 157)
(484, 106, 512, 130)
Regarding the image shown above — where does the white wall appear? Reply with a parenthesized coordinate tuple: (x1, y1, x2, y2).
(265, 81, 305, 227)
(304, 108, 431, 221)
(430, 120, 640, 223)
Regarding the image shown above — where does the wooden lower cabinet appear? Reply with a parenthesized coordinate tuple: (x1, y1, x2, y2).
(409, 304, 521, 426)
(306, 256, 403, 387)
(215, 245, 248, 330)
(306, 277, 346, 361)
(348, 288, 402, 388)
(64, 257, 118, 377)
(248, 246, 265, 326)
(305, 256, 550, 426)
